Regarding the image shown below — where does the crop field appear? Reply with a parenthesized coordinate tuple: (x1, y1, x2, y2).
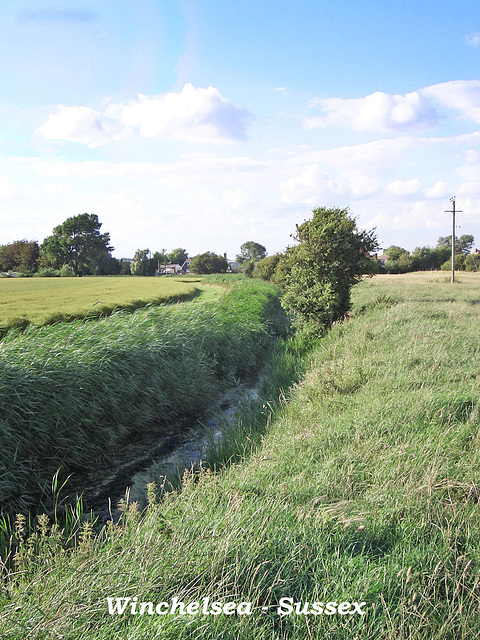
(0, 276, 199, 334)
(1, 272, 480, 639)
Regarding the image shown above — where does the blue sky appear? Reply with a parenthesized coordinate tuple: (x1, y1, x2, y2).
(1, 0, 480, 259)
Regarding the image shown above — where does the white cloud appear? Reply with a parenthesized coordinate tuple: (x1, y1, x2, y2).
(223, 188, 250, 209)
(106, 84, 252, 144)
(465, 33, 480, 48)
(36, 105, 125, 147)
(424, 181, 451, 198)
(306, 90, 440, 132)
(458, 181, 480, 196)
(421, 80, 480, 123)
(280, 164, 337, 204)
(44, 183, 72, 196)
(304, 80, 480, 132)
(0, 176, 15, 200)
(37, 84, 253, 146)
(386, 178, 422, 196)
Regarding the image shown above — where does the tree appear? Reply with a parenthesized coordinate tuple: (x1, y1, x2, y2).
(437, 234, 475, 255)
(41, 213, 113, 276)
(384, 245, 409, 261)
(131, 249, 152, 276)
(236, 241, 267, 264)
(190, 252, 228, 274)
(251, 254, 283, 281)
(280, 207, 378, 329)
(465, 252, 480, 272)
(89, 251, 122, 276)
(441, 254, 466, 271)
(166, 248, 188, 265)
(0, 240, 40, 273)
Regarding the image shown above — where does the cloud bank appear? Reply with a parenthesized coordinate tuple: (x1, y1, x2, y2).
(305, 80, 480, 132)
(37, 84, 253, 146)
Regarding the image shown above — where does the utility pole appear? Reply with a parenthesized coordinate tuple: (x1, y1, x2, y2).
(444, 197, 462, 283)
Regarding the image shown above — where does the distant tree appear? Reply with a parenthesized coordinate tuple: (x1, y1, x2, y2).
(236, 241, 267, 264)
(190, 252, 228, 274)
(411, 245, 451, 271)
(384, 245, 409, 261)
(152, 251, 166, 273)
(251, 254, 283, 281)
(441, 254, 466, 271)
(131, 249, 151, 276)
(41, 213, 113, 276)
(280, 207, 378, 329)
(120, 259, 132, 275)
(459, 234, 475, 254)
(465, 252, 480, 272)
(89, 251, 122, 276)
(0, 240, 39, 273)
(437, 234, 475, 255)
(167, 248, 188, 265)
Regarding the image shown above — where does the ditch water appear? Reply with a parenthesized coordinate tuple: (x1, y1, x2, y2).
(75, 381, 262, 524)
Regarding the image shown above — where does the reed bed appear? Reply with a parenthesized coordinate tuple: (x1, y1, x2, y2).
(0, 279, 286, 514)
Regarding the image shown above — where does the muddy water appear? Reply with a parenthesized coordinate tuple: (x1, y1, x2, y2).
(80, 382, 261, 523)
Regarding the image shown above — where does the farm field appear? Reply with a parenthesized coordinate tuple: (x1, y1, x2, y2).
(1, 272, 480, 639)
(0, 275, 200, 333)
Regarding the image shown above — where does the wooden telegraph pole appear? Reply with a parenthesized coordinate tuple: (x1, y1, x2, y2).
(444, 197, 462, 283)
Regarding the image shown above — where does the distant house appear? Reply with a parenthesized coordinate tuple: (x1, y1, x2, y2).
(181, 257, 194, 274)
(374, 253, 389, 266)
(224, 253, 240, 273)
(162, 263, 182, 275)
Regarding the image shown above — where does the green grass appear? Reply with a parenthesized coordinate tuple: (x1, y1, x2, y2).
(0, 276, 199, 335)
(1, 272, 480, 639)
(0, 277, 287, 515)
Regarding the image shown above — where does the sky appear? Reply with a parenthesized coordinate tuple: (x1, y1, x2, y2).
(1, 0, 480, 260)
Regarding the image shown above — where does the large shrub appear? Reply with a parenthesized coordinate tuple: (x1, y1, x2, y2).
(190, 252, 228, 274)
(280, 207, 378, 329)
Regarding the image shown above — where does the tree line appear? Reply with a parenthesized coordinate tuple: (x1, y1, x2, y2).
(378, 235, 477, 273)
(2, 209, 476, 334)
(0, 213, 268, 277)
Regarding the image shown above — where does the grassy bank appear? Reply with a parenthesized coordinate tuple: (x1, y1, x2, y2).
(0, 276, 199, 336)
(2, 272, 480, 639)
(0, 278, 287, 514)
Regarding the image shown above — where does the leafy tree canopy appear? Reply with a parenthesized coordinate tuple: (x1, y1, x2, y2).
(0, 240, 39, 273)
(236, 241, 267, 264)
(166, 248, 188, 265)
(190, 252, 228, 274)
(384, 245, 409, 261)
(436, 234, 475, 255)
(41, 213, 113, 276)
(131, 249, 153, 276)
(280, 207, 378, 329)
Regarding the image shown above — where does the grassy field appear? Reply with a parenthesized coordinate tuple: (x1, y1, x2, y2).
(0, 277, 288, 515)
(1, 272, 480, 639)
(0, 276, 200, 334)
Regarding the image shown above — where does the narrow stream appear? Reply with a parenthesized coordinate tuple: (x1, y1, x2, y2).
(80, 380, 262, 523)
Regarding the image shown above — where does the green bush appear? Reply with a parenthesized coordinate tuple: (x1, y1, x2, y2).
(60, 264, 76, 277)
(280, 207, 378, 329)
(33, 267, 61, 277)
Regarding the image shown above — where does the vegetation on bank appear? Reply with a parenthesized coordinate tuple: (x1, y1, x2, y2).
(2, 272, 479, 639)
(0, 277, 288, 515)
(0, 276, 199, 337)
